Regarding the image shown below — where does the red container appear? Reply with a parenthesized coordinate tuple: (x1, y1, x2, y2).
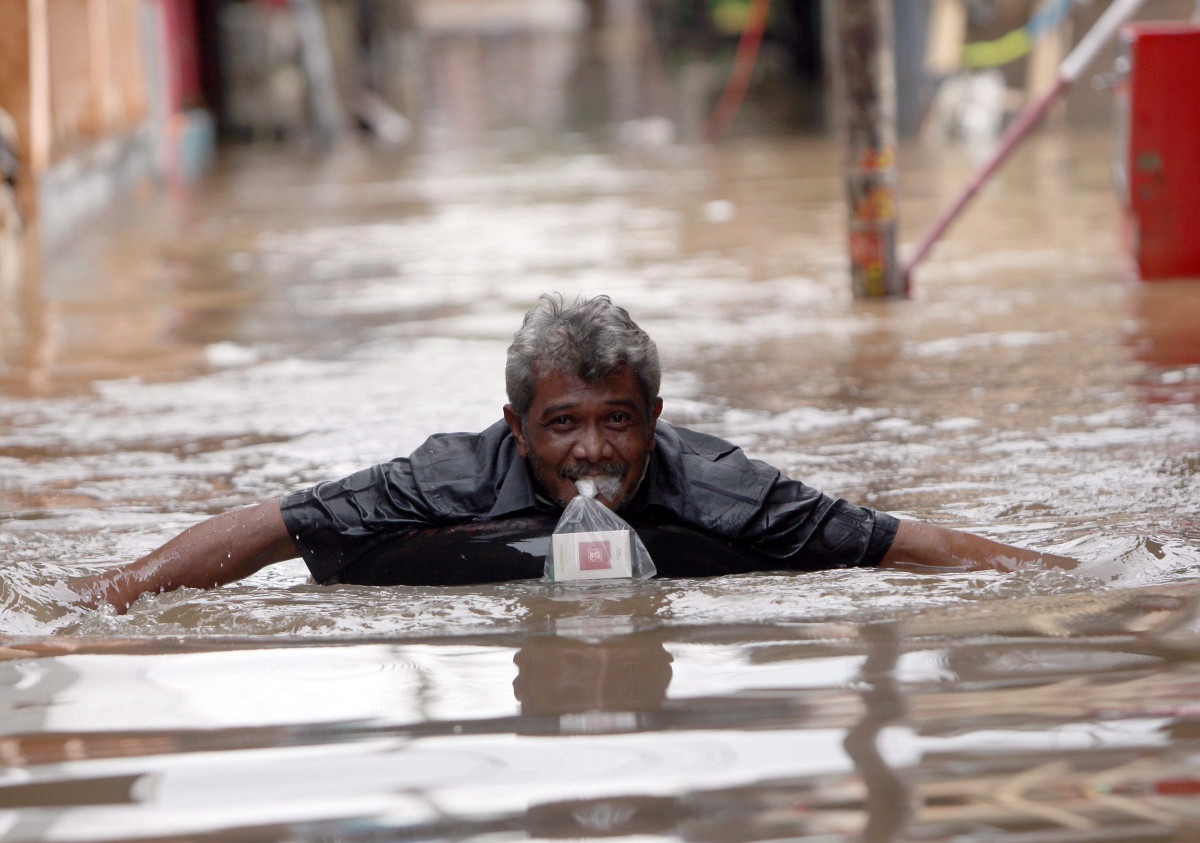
(1116, 23, 1200, 280)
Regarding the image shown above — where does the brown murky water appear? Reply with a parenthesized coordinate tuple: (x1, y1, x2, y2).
(3, 26, 1200, 842)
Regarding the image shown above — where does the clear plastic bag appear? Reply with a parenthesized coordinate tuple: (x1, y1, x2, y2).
(545, 479, 656, 582)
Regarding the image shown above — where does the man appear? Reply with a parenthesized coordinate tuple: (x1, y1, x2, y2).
(71, 295, 1073, 612)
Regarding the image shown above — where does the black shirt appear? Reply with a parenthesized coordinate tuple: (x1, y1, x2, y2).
(280, 420, 899, 584)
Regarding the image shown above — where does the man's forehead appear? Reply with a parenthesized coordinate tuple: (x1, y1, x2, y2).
(531, 368, 645, 410)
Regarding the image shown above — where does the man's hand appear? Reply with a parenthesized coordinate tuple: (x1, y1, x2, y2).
(67, 501, 299, 613)
(879, 520, 1076, 573)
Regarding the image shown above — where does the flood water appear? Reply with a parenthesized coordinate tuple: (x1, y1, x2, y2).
(3, 28, 1200, 841)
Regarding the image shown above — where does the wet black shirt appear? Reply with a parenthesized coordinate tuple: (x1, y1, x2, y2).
(280, 420, 899, 584)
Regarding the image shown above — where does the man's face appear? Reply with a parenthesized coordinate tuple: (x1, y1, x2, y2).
(503, 367, 663, 511)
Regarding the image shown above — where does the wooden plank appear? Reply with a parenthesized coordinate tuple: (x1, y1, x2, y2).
(0, 0, 35, 223)
(48, 0, 93, 144)
(131, 0, 150, 122)
(0, 1, 33, 159)
(925, 0, 967, 75)
(87, 0, 113, 132)
(111, 0, 147, 127)
(29, 0, 52, 172)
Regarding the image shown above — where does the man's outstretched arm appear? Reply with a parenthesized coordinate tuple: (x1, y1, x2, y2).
(879, 520, 1076, 572)
(68, 500, 299, 613)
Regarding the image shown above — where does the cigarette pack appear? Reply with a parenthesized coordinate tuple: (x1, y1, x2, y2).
(550, 529, 633, 581)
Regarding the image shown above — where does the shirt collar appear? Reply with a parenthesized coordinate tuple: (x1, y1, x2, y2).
(605, 452, 657, 515)
(487, 451, 542, 518)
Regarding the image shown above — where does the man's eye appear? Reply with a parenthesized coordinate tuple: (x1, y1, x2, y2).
(609, 412, 631, 424)
(550, 416, 573, 427)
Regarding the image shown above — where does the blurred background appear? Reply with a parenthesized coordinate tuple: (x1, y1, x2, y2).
(2, 0, 1200, 396)
(2, 0, 1197, 260)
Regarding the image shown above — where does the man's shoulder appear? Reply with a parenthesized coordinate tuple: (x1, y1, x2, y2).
(653, 422, 780, 535)
(411, 420, 511, 465)
(409, 420, 516, 517)
(656, 422, 745, 460)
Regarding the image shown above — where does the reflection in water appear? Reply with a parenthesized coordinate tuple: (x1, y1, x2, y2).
(513, 630, 673, 720)
(844, 621, 910, 843)
(0, 242, 51, 398)
(1128, 280, 1200, 404)
(4, 594, 1200, 840)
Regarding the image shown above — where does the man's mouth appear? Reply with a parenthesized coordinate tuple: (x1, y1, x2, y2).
(558, 464, 627, 501)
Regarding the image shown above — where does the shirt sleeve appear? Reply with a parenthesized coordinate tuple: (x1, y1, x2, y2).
(279, 458, 439, 583)
(738, 476, 900, 570)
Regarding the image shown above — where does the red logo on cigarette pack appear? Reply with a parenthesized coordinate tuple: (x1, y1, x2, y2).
(578, 540, 612, 571)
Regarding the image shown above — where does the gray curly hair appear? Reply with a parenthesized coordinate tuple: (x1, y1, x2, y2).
(506, 294, 661, 418)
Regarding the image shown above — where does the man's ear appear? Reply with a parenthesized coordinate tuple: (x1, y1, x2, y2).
(646, 397, 664, 451)
(503, 405, 529, 458)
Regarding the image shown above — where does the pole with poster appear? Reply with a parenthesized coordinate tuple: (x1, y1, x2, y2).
(835, 0, 905, 299)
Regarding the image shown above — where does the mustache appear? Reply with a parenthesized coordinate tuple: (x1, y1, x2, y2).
(557, 463, 627, 481)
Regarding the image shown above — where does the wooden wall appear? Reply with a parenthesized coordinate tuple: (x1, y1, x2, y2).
(0, 0, 149, 215)
(0, 0, 40, 213)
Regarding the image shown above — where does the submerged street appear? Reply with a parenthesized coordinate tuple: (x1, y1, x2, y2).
(1, 29, 1200, 839)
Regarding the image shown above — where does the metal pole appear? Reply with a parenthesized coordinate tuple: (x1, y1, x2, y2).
(291, 0, 345, 151)
(836, 0, 905, 299)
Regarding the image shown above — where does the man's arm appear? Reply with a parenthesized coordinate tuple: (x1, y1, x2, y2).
(728, 478, 1073, 574)
(68, 500, 299, 613)
(879, 520, 1076, 572)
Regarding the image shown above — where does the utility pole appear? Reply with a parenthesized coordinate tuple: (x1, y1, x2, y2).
(834, 0, 905, 298)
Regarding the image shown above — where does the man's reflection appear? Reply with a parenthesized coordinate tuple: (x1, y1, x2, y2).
(509, 629, 684, 838)
(512, 631, 673, 719)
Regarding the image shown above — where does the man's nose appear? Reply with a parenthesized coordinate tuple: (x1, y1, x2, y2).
(572, 423, 614, 463)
